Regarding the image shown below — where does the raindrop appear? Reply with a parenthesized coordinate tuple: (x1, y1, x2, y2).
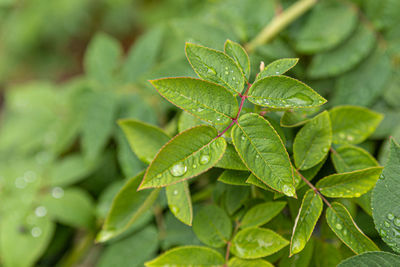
(256, 155, 260, 159)
(207, 68, 216, 75)
(192, 164, 197, 169)
(394, 218, 400, 227)
(24, 171, 37, 183)
(216, 117, 221, 122)
(200, 155, 210, 165)
(170, 162, 187, 177)
(173, 190, 179, 195)
(343, 229, 348, 236)
(52, 187, 64, 199)
(388, 213, 395, 220)
(335, 223, 343, 230)
(339, 132, 346, 139)
(380, 174, 385, 180)
(347, 135, 354, 142)
(232, 77, 236, 81)
(225, 71, 229, 75)
(241, 136, 245, 141)
(171, 206, 180, 214)
(225, 67, 228, 70)
(282, 185, 295, 197)
(354, 192, 360, 197)
(35, 206, 47, 217)
(380, 229, 387, 237)
(197, 107, 204, 112)
(384, 221, 391, 227)
(156, 173, 162, 178)
(31, 227, 42, 238)
(290, 93, 313, 106)
(323, 148, 329, 153)
(275, 71, 279, 75)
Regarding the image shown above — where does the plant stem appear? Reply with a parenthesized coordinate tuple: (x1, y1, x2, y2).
(296, 169, 332, 208)
(245, 0, 318, 52)
(57, 231, 95, 267)
(224, 221, 241, 266)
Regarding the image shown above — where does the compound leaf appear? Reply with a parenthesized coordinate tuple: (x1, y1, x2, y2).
(317, 167, 383, 198)
(293, 111, 332, 170)
(326, 202, 379, 254)
(247, 76, 326, 109)
(290, 190, 323, 255)
(231, 113, 295, 197)
(231, 227, 289, 259)
(329, 106, 383, 145)
(186, 43, 245, 95)
(150, 78, 238, 125)
(145, 246, 224, 267)
(192, 205, 232, 248)
(139, 126, 226, 189)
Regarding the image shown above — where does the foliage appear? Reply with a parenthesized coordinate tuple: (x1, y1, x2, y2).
(0, 0, 400, 266)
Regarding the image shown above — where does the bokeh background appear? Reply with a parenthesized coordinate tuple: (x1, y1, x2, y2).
(0, 0, 399, 266)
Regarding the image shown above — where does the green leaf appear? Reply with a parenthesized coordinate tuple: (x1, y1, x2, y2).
(224, 39, 250, 80)
(245, 174, 274, 192)
(97, 226, 159, 267)
(326, 202, 379, 254)
(338, 251, 400, 267)
(48, 154, 97, 187)
(332, 145, 379, 173)
(145, 246, 224, 267)
(150, 78, 238, 125)
(215, 144, 248, 171)
(228, 257, 273, 267)
(372, 139, 400, 253)
(0, 211, 55, 267)
(81, 90, 117, 161)
(231, 113, 295, 197)
(293, 111, 332, 170)
(280, 107, 320, 128)
(192, 204, 232, 248)
(329, 106, 383, 145)
(231, 227, 289, 259)
(313, 239, 343, 267)
(247, 76, 326, 109)
(332, 48, 392, 107)
(98, 171, 160, 242)
(178, 111, 208, 133)
(257, 58, 299, 80)
(166, 181, 193, 226)
(224, 185, 250, 215)
(317, 167, 383, 198)
(41, 188, 94, 229)
(121, 26, 164, 83)
(218, 170, 249, 186)
(295, 0, 358, 54)
(240, 201, 286, 228)
(118, 119, 170, 164)
(290, 190, 323, 255)
(139, 126, 226, 189)
(185, 43, 245, 95)
(307, 23, 376, 79)
(280, 238, 314, 267)
(84, 33, 122, 85)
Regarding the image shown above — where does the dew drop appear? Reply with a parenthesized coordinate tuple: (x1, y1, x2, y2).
(31, 227, 42, 238)
(282, 185, 295, 197)
(323, 147, 329, 153)
(256, 155, 260, 159)
(384, 221, 391, 227)
(232, 77, 236, 81)
(225, 67, 228, 70)
(216, 117, 221, 121)
(197, 107, 204, 112)
(15, 177, 27, 189)
(290, 93, 313, 106)
(170, 162, 187, 177)
(173, 190, 179, 195)
(343, 229, 348, 236)
(24, 171, 37, 183)
(339, 132, 346, 139)
(388, 213, 395, 220)
(52, 187, 64, 199)
(200, 155, 210, 165)
(347, 135, 354, 142)
(241, 136, 245, 141)
(35, 206, 47, 217)
(171, 206, 180, 214)
(335, 223, 343, 230)
(192, 164, 197, 169)
(380, 174, 385, 180)
(394, 218, 400, 227)
(207, 68, 216, 75)
(275, 71, 279, 75)
(156, 173, 162, 178)
(380, 229, 387, 237)
(225, 71, 229, 75)
(354, 192, 360, 197)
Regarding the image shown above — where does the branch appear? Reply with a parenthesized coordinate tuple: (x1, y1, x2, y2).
(245, 0, 318, 52)
(296, 169, 332, 208)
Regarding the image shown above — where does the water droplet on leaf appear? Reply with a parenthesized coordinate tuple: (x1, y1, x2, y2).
(52, 187, 64, 199)
(35, 206, 47, 217)
(335, 223, 343, 230)
(31, 227, 42, 238)
(173, 190, 178, 195)
(394, 218, 400, 227)
(170, 162, 187, 177)
(207, 68, 216, 75)
(200, 155, 210, 165)
(388, 213, 395, 220)
(282, 185, 296, 197)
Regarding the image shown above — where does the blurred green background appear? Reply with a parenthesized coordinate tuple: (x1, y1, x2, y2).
(0, 0, 399, 266)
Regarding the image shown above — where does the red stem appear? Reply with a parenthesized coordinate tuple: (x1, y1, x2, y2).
(296, 169, 332, 208)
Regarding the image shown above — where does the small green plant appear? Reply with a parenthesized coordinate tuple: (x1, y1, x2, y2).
(97, 40, 399, 266)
